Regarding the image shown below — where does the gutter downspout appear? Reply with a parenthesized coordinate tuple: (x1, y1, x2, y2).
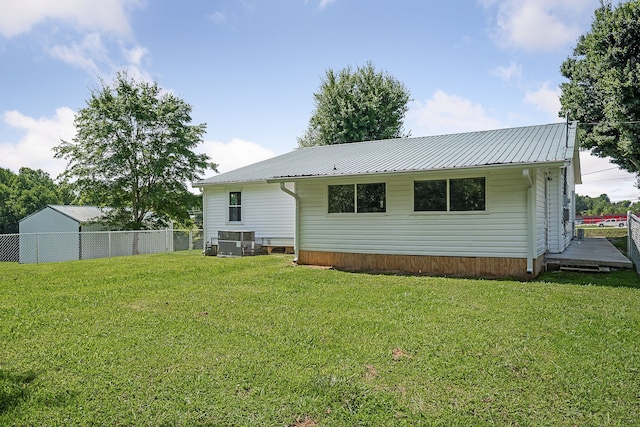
(201, 189, 208, 251)
(279, 182, 299, 262)
(523, 169, 534, 274)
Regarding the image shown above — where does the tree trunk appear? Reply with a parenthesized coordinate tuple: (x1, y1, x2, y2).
(132, 231, 140, 255)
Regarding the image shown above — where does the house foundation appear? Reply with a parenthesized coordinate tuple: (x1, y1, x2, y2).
(298, 251, 544, 280)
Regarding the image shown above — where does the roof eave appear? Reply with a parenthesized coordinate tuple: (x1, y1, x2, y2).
(193, 179, 270, 187)
(266, 160, 570, 183)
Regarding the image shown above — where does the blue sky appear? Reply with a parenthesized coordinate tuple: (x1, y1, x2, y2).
(0, 0, 637, 201)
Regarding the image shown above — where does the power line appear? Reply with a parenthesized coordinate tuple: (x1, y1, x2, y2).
(577, 120, 640, 126)
(581, 166, 623, 176)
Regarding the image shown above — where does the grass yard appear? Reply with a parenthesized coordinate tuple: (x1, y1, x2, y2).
(1, 253, 639, 426)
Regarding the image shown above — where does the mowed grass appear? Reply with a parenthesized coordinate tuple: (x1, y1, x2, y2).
(1, 253, 639, 426)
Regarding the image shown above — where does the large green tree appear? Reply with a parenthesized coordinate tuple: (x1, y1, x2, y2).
(559, 0, 640, 177)
(54, 72, 216, 229)
(0, 167, 16, 234)
(298, 62, 411, 147)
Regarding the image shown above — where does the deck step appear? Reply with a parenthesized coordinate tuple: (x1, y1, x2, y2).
(559, 265, 611, 273)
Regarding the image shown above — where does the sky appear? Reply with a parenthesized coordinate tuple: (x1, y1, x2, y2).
(0, 0, 638, 202)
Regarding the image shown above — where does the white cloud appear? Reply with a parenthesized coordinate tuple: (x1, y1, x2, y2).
(407, 90, 503, 136)
(47, 32, 109, 74)
(319, 0, 336, 10)
(208, 11, 227, 25)
(198, 138, 277, 174)
(123, 45, 148, 67)
(481, 0, 598, 52)
(578, 151, 639, 202)
(0, 108, 76, 178)
(492, 62, 522, 81)
(0, 0, 150, 81)
(0, 0, 141, 38)
(523, 82, 562, 120)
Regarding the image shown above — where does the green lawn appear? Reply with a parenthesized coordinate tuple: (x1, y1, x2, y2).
(1, 253, 639, 426)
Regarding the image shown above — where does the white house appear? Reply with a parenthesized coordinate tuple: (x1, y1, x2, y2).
(195, 122, 581, 278)
(194, 177, 296, 254)
(19, 205, 106, 263)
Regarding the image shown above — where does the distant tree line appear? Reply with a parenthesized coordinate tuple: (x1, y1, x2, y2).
(576, 193, 640, 216)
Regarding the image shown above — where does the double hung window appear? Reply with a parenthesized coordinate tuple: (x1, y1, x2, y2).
(228, 191, 242, 222)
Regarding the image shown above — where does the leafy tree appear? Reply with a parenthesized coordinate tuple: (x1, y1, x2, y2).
(298, 62, 411, 147)
(0, 167, 16, 234)
(0, 167, 70, 234)
(9, 168, 64, 220)
(54, 71, 216, 230)
(575, 193, 638, 215)
(559, 0, 640, 179)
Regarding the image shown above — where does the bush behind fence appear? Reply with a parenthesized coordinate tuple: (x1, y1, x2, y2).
(0, 229, 203, 264)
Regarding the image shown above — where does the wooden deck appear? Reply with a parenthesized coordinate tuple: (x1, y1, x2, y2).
(545, 237, 633, 270)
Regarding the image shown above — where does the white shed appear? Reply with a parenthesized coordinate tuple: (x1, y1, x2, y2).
(19, 205, 106, 263)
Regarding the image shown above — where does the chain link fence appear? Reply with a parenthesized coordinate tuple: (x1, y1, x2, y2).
(0, 229, 203, 264)
(0, 233, 19, 262)
(629, 213, 640, 274)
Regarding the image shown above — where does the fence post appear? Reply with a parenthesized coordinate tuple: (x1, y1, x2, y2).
(165, 229, 169, 253)
(189, 230, 193, 252)
(108, 231, 112, 258)
(36, 233, 39, 264)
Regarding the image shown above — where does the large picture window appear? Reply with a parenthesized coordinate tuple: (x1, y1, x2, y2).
(328, 183, 386, 213)
(414, 177, 486, 212)
(229, 191, 242, 221)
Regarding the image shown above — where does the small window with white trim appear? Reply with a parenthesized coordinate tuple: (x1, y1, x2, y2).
(229, 191, 242, 222)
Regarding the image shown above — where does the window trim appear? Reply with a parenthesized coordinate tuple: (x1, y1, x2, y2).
(227, 190, 243, 223)
(413, 179, 448, 212)
(327, 181, 387, 214)
(327, 184, 356, 214)
(413, 176, 488, 214)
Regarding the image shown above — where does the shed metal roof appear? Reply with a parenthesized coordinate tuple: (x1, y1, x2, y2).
(194, 122, 578, 186)
(48, 205, 105, 223)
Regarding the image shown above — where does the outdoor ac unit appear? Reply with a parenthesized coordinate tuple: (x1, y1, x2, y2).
(217, 230, 256, 257)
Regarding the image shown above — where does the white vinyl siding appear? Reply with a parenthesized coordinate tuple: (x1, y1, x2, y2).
(297, 169, 529, 258)
(535, 169, 547, 257)
(202, 182, 295, 246)
(546, 168, 562, 254)
(541, 166, 576, 254)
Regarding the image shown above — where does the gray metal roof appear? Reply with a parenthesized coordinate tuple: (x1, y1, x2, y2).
(194, 122, 578, 186)
(48, 205, 105, 223)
